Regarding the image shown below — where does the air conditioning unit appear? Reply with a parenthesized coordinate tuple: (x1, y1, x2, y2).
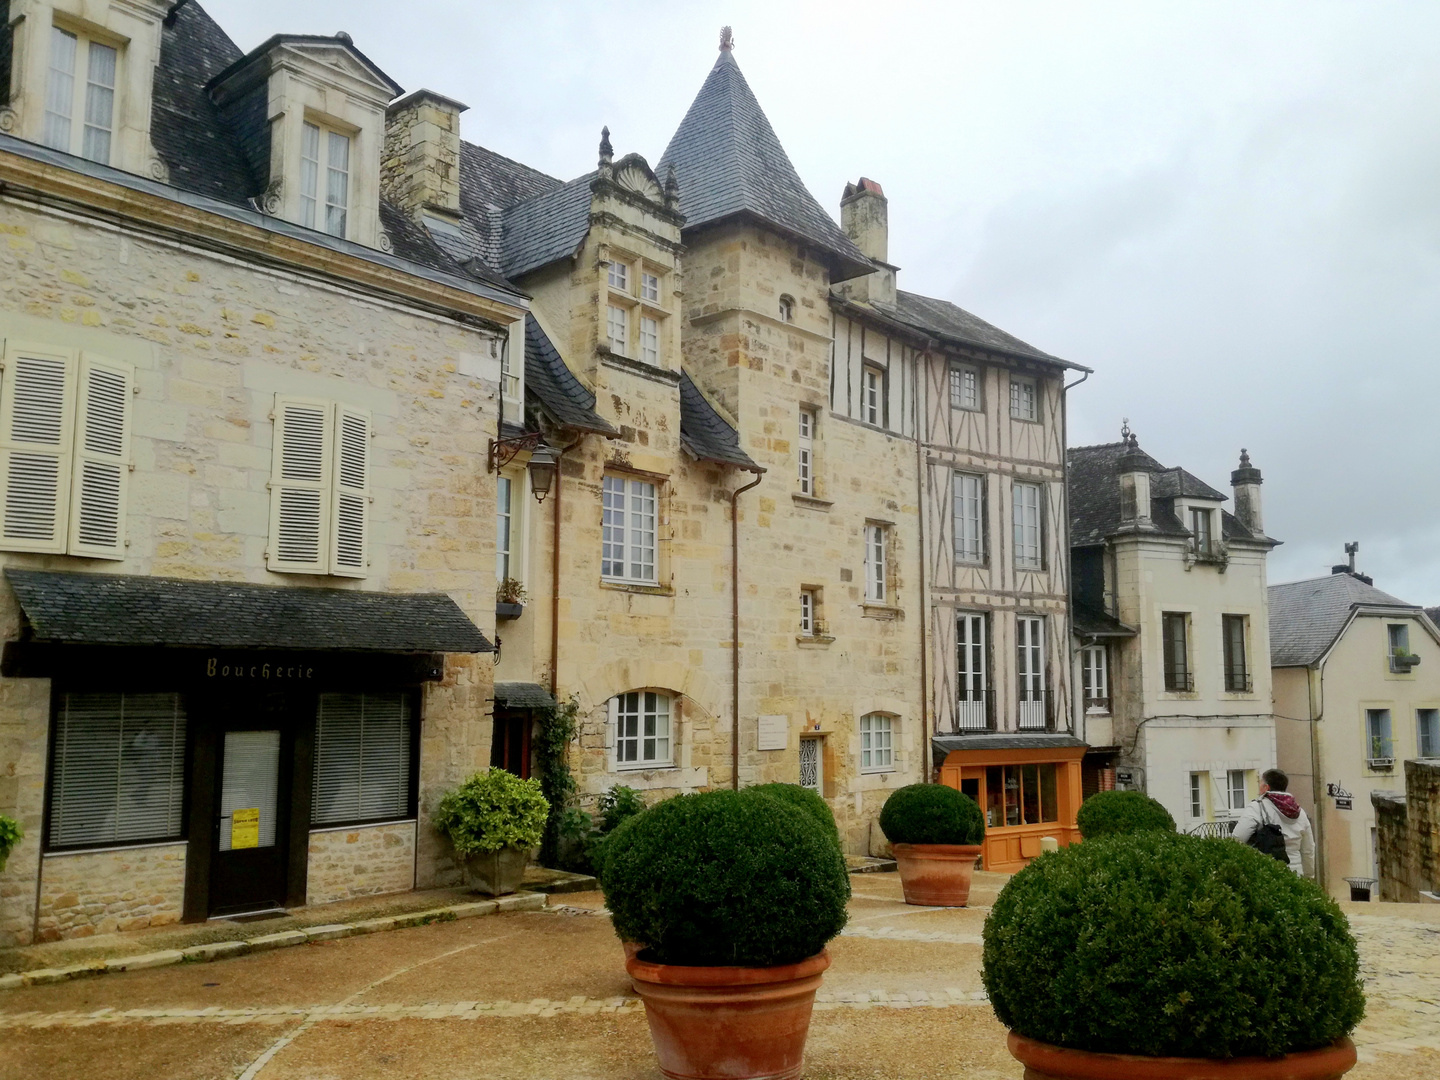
(1367, 757, 1395, 771)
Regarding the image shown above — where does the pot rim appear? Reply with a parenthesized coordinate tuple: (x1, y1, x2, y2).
(891, 842, 984, 856)
(626, 949, 830, 987)
(1007, 1032, 1358, 1079)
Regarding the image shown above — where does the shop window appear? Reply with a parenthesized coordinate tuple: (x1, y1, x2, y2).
(611, 691, 672, 768)
(1012, 481, 1043, 570)
(601, 475, 657, 584)
(859, 713, 894, 773)
(47, 693, 186, 850)
(43, 24, 119, 165)
(0, 343, 134, 559)
(985, 763, 1058, 828)
(1162, 612, 1192, 691)
(311, 693, 413, 826)
(267, 396, 371, 577)
(953, 472, 985, 564)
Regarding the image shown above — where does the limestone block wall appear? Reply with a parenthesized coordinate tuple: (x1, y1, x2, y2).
(1376, 759, 1440, 902)
(307, 821, 417, 905)
(34, 843, 186, 941)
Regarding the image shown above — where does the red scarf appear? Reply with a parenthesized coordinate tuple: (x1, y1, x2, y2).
(1264, 792, 1301, 819)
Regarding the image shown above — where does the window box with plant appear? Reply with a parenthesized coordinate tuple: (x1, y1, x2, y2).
(432, 768, 549, 896)
(600, 788, 849, 1080)
(879, 784, 987, 907)
(495, 577, 527, 620)
(983, 832, 1363, 1080)
(0, 814, 22, 873)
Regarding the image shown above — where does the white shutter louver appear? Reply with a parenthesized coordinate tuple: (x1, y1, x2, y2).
(68, 355, 132, 559)
(312, 693, 411, 825)
(329, 404, 370, 577)
(0, 342, 76, 553)
(267, 396, 332, 573)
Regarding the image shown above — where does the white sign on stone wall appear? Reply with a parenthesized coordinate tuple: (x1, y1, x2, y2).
(757, 715, 788, 752)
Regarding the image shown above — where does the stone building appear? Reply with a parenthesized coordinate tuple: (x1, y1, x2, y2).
(1372, 758, 1440, 903)
(1067, 433, 1279, 834)
(1271, 552, 1440, 898)
(0, 3, 526, 944)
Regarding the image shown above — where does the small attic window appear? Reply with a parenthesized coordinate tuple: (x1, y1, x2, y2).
(778, 295, 795, 323)
(301, 122, 351, 238)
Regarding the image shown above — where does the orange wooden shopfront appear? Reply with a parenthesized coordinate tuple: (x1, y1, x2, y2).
(934, 735, 1088, 873)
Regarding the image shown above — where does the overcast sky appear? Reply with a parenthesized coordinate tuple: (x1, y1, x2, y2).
(205, 1, 1440, 603)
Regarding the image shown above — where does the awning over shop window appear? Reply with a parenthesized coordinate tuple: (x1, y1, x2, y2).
(4, 570, 493, 653)
(494, 682, 557, 710)
(932, 733, 1087, 762)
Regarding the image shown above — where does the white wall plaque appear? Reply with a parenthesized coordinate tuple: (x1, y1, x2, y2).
(757, 715, 788, 752)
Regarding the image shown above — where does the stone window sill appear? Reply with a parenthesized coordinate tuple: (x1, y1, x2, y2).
(600, 580, 675, 597)
(792, 493, 833, 511)
(797, 635, 836, 647)
(862, 604, 902, 620)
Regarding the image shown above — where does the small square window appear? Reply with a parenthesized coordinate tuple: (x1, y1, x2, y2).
(608, 261, 629, 292)
(641, 271, 661, 303)
(1009, 377, 1037, 422)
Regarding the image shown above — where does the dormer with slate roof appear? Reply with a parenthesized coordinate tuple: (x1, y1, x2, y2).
(1, 0, 171, 178)
(206, 31, 402, 249)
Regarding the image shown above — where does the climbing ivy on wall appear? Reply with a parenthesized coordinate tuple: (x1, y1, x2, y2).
(533, 695, 580, 866)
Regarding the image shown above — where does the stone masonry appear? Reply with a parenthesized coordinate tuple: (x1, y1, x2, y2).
(306, 822, 417, 906)
(1374, 758, 1440, 903)
(33, 843, 186, 940)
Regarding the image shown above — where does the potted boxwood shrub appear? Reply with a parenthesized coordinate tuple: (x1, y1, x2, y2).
(0, 814, 22, 873)
(879, 783, 986, 906)
(601, 788, 849, 1080)
(433, 768, 548, 896)
(1075, 789, 1176, 838)
(746, 782, 840, 847)
(983, 832, 1364, 1079)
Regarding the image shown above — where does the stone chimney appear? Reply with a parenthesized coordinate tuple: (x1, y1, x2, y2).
(383, 89, 468, 221)
(1231, 448, 1263, 534)
(838, 178, 896, 306)
(1117, 425, 1153, 528)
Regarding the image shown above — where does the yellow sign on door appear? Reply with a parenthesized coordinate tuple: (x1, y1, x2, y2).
(231, 808, 261, 850)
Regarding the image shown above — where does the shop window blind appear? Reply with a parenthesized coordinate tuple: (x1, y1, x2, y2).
(48, 693, 186, 849)
(218, 730, 280, 851)
(312, 693, 411, 826)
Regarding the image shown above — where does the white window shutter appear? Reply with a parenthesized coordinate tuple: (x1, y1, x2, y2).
(0, 341, 77, 553)
(329, 404, 370, 577)
(68, 355, 132, 560)
(266, 395, 332, 574)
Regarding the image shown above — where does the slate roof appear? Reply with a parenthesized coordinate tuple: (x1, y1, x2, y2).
(886, 291, 1079, 368)
(1152, 467, 1227, 502)
(523, 316, 616, 435)
(494, 682, 558, 710)
(657, 50, 871, 281)
(5, 570, 492, 653)
(679, 372, 761, 471)
(933, 734, 1088, 760)
(207, 34, 403, 100)
(500, 172, 598, 279)
(1072, 603, 1137, 638)
(1269, 572, 1418, 667)
(452, 142, 563, 274)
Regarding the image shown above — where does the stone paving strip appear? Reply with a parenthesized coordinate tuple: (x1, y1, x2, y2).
(0, 893, 546, 991)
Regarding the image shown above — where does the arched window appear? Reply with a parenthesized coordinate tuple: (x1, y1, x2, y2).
(610, 690, 673, 768)
(778, 294, 795, 323)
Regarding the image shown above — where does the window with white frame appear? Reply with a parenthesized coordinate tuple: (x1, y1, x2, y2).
(311, 693, 413, 826)
(607, 260, 629, 292)
(1189, 772, 1207, 819)
(864, 523, 888, 604)
(612, 691, 672, 768)
(640, 271, 660, 303)
(606, 304, 628, 354)
(1418, 709, 1439, 758)
(43, 25, 118, 164)
(800, 588, 818, 636)
(1017, 615, 1046, 729)
(859, 713, 894, 772)
(639, 316, 660, 366)
(499, 335, 520, 401)
(862, 366, 883, 426)
(1012, 481, 1043, 570)
(267, 397, 371, 577)
(0, 342, 134, 560)
(956, 613, 988, 731)
(1081, 645, 1108, 710)
(1366, 709, 1393, 763)
(1190, 507, 1215, 556)
(300, 122, 350, 238)
(1009, 377, 1037, 421)
(1227, 769, 1248, 811)
(601, 475, 657, 584)
(953, 472, 984, 564)
(949, 365, 980, 411)
(1388, 624, 1412, 671)
(496, 475, 514, 582)
(797, 408, 816, 495)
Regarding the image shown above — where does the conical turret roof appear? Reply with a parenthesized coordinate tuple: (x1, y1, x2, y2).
(659, 48, 872, 281)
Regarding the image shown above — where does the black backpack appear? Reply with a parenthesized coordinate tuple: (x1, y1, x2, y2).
(1244, 799, 1289, 864)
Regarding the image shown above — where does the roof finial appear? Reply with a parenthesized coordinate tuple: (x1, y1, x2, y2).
(1120, 417, 1135, 448)
(1239, 447, 1251, 469)
(598, 126, 613, 166)
(664, 162, 680, 211)
(719, 26, 734, 52)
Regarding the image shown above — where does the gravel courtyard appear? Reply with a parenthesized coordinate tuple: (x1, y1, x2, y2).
(1, 873, 1437, 1080)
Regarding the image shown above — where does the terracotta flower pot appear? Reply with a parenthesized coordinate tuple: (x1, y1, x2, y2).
(1007, 1032, 1358, 1080)
(626, 949, 830, 1080)
(891, 842, 983, 906)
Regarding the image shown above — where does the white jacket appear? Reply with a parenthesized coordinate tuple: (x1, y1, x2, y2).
(1232, 795, 1315, 878)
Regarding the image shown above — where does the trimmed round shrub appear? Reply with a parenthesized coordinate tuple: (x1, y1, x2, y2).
(879, 783, 985, 846)
(746, 783, 839, 843)
(982, 832, 1365, 1058)
(433, 768, 549, 857)
(600, 789, 850, 966)
(1075, 790, 1176, 838)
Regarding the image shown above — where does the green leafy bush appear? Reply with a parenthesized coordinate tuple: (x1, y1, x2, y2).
(746, 783, 838, 843)
(595, 785, 647, 833)
(600, 789, 850, 966)
(433, 769, 549, 857)
(879, 783, 985, 846)
(552, 786, 648, 875)
(982, 832, 1365, 1058)
(0, 814, 22, 872)
(1075, 790, 1176, 838)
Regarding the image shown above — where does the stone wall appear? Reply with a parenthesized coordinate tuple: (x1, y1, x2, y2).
(34, 843, 186, 941)
(1374, 759, 1440, 903)
(306, 821, 417, 906)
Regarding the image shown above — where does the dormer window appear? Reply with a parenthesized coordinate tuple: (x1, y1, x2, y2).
(301, 123, 351, 238)
(1189, 507, 1214, 555)
(43, 25, 118, 165)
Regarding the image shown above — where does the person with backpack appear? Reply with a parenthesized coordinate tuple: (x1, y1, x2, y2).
(1232, 768, 1315, 877)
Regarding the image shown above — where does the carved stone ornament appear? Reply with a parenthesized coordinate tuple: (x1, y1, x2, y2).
(148, 157, 170, 183)
(262, 180, 283, 215)
(0, 109, 17, 135)
(616, 165, 662, 202)
(377, 230, 393, 253)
